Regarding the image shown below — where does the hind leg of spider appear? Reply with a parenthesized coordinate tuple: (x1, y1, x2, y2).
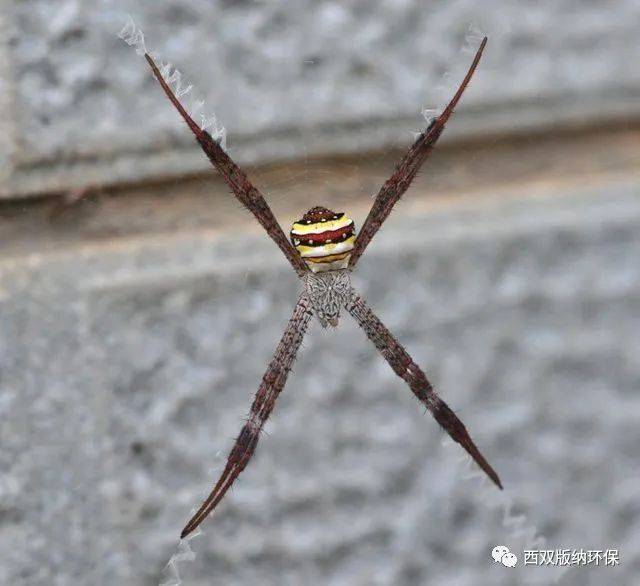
(349, 37, 487, 267)
(145, 53, 308, 277)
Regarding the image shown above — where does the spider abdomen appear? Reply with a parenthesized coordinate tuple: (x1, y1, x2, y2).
(291, 206, 356, 272)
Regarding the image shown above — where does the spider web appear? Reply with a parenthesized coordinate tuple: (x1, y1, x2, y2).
(118, 15, 227, 148)
(440, 435, 572, 584)
(158, 525, 202, 586)
(156, 448, 224, 586)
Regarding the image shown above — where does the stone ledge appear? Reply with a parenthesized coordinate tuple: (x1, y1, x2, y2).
(3, 1, 640, 198)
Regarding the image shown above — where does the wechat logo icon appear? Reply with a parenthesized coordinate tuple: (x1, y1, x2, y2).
(492, 545, 518, 567)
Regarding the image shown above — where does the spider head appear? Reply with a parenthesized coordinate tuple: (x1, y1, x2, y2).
(304, 270, 352, 328)
(290, 206, 356, 273)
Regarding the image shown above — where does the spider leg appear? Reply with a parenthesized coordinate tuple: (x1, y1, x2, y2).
(345, 290, 502, 489)
(144, 53, 308, 278)
(348, 37, 487, 268)
(181, 293, 312, 538)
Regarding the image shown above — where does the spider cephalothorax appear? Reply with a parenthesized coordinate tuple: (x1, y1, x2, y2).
(144, 37, 501, 540)
(304, 269, 352, 328)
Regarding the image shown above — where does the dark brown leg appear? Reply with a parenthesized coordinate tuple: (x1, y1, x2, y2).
(345, 289, 502, 489)
(181, 293, 313, 538)
(349, 38, 487, 267)
(145, 53, 309, 277)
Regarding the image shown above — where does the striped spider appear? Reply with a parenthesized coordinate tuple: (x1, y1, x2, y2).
(144, 37, 501, 539)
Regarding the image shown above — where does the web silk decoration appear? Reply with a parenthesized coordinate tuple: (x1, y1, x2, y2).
(118, 16, 226, 147)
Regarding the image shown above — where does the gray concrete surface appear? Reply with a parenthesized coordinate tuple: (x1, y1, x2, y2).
(3, 1, 640, 197)
(1, 179, 639, 585)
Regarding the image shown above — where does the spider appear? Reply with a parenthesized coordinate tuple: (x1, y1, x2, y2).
(143, 36, 501, 539)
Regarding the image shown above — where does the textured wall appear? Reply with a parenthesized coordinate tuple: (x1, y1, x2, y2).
(2, 0, 640, 196)
(1, 182, 639, 585)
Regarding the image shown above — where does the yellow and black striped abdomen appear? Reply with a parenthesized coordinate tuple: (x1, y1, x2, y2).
(291, 207, 356, 273)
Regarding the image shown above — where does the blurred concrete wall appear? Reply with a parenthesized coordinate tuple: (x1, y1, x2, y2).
(1, 2, 640, 586)
(2, 0, 640, 197)
(1, 184, 639, 585)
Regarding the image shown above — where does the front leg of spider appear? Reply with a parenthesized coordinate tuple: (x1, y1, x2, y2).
(345, 291, 502, 489)
(182, 207, 354, 537)
(181, 293, 312, 538)
(289, 204, 500, 484)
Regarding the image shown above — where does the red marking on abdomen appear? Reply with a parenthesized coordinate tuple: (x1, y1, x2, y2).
(294, 224, 353, 245)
